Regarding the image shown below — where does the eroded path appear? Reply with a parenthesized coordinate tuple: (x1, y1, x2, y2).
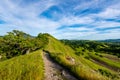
(42, 52, 78, 80)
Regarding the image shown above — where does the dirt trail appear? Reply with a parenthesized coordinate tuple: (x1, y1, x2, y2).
(42, 52, 78, 80)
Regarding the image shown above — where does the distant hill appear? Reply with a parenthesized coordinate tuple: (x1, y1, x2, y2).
(99, 39, 120, 43)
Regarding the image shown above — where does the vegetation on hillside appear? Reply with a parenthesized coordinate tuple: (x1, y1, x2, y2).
(0, 50, 44, 80)
(61, 40, 120, 58)
(61, 40, 120, 80)
(0, 30, 119, 80)
(0, 30, 48, 59)
(44, 35, 111, 80)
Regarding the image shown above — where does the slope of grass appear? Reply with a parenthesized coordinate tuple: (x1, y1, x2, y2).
(102, 53, 120, 62)
(44, 35, 109, 80)
(80, 56, 119, 79)
(74, 47, 120, 79)
(89, 53, 120, 69)
(0, 50, 44, 80)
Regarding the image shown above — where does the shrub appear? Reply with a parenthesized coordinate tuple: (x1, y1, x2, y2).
(99, 55, 103, 57)
(84, 56, 90, 60)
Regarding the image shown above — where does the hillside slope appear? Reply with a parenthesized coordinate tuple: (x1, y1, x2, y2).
(44, 35, 109, 80)
(0, 50, 44, 80)
(0, 33, 119, 80)
(61, 39, 120, 80)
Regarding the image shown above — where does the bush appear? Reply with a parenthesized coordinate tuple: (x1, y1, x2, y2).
(95, 53, 98, 55)
(84, 56, 90, 60)
(99, 55, 103, 57)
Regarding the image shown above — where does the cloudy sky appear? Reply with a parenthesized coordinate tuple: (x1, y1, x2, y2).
(0, 0, 120, 40)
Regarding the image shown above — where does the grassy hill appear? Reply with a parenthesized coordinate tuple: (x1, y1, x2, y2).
(60, 40, 120, 80)
(44, 35, 113, 80)
(0, 32, 119, 80)
(0, 50, 44, 80)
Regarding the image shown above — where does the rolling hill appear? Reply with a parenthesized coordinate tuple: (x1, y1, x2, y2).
(99, 39, 120, 43)
(43, 34, 119, 80)
(0, 31, 120, 80)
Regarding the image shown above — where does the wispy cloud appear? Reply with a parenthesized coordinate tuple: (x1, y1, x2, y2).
(96, 8, 120, 19)
(93, 21, 120, 28)
(0, 0, 120, 40)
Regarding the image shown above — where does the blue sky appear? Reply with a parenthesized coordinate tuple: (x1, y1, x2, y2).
(0, 0, 120, 40)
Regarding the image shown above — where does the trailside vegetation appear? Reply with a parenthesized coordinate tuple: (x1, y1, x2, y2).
(0, 30, 48, 59)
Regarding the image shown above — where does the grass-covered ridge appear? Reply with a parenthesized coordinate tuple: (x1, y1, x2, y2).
(0, 30, 119, 80)
(44, 35, 109, 80)
(0, 50, 44, 80)
(61, 40, 120, 80)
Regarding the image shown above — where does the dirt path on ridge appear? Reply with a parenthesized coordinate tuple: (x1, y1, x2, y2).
(42, 52, 78, 80)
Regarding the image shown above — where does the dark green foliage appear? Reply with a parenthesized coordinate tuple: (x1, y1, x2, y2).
(98, 69, 118, 79)
(95, 53, 103, 57)
(75, 51, 84, 56)
(61, 40, 106, 52)
(99, 55, 103, 57)
(84, 56, 90, 60)
(118, 55, 120, 58)
(0, 30, 49, 59)
(61, 40, 120, 58)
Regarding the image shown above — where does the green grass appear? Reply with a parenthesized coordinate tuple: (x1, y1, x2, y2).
(44, 35, 109, 80)
(89, 52, 120, 69)
(74, 47, 120, 79)
(0, 50, 44, 80)
(102, 54, 120, 62)
(79, 56, 119, 79)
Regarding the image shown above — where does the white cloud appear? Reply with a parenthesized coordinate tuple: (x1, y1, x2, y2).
(0, 0, 56, 19)
(97, 8, 120, 19)
(0, 0, 120, 40)
(85, 32, 120, 40)
(93, 21, 120, 28)
(54, 31, 97, 39)
(53, 27, 96, 39)
(0, 0, 60, 35)
(59, 16, 94, 26)
(74, 0, 100, 10)
(68, 27, 91, 31)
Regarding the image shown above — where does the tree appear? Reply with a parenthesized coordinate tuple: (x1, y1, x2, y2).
(0, 30, 49, 58)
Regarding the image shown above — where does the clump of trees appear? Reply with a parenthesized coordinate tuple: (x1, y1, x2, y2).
(0, 30, 49, 59)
